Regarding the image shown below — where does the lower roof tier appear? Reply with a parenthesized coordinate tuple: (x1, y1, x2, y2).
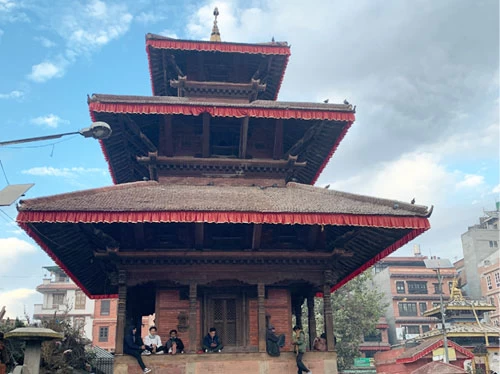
(17, 181, 431, 297)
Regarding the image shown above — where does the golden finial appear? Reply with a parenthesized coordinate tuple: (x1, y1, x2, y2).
(210, 7, 221, 42)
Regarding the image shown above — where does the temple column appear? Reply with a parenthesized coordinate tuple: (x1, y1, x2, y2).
(189, 282, 198, 352)
(293, 297, 303, 329)
(307, 293, 317, 349)
(323, 270, 335, 352)
(258, 283, 266, 352)
(115, 270, 127, 355)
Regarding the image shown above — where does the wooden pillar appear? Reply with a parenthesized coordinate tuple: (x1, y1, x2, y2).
(115, 270, 127, 355)
(323, 280, 335, 351)
(202, 112, 210, 158)
(257, 283, 266, 352)
(273, 119, 283, 160)
(189, 282, 198, 352)
(239, 116, 249, 159)
(307, 294, 317, 349)
(161, 115, 174, 157)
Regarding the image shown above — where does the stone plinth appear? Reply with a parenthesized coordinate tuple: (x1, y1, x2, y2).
(114, 352, 338, 374)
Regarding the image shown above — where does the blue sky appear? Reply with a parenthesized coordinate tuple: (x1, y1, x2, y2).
(0, 0, 498, 319)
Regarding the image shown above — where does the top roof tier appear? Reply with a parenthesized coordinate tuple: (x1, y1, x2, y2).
(146, 33, 290, 101)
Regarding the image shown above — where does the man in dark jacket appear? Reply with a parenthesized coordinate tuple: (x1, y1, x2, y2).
(165, 329, 185, 354)
(202, 327, 223, 352)
(266, 325, 285, 357)
(123, 326, 152, 373)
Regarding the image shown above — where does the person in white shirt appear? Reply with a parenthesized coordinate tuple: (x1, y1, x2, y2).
(143, 326, 165, 354)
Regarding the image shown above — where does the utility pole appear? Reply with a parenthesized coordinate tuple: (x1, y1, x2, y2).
(436, 268, 449, 363)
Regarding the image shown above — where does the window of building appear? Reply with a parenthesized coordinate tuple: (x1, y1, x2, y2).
(364, 330, 382, 342)
(52, 293, 65, 308)
(99, 327, 109, 342)
(398, 302, 418, 316)
(404, 325, 420, 335)
(487, 275, 492, 290)
(433, 283, 442, 294)
(432, 302, 440, 308)
(407, 281, 428, 294)
(396, 281, 405, 294)
(495, 272, 500, 287)
(100, 300, 110, 316)
(489, 240, 498, 248)
(419, 302, 427, 314)
(421, 325, 430, 333)
(75, 290, 86, 310)
(448, 281, 453, 293)
(73, 317, 85, 331)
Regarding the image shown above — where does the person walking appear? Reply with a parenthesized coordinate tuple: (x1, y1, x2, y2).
(292, 325, 312, 374)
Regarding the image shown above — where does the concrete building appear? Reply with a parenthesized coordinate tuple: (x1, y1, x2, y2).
(372, 255, 456, 345)
(461, 208, 499, 299)
(33, 266, 95, 340)
(479, 249, 500, 326)
(358, 317, 391, 358)
(92, 299, 118, 352)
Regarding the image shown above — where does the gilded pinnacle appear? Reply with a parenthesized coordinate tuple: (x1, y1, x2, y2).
(210, 7, 221, 42)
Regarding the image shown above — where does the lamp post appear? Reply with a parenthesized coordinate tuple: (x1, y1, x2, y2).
(0, 121, 112, 146)
(424, 258, 454, 364)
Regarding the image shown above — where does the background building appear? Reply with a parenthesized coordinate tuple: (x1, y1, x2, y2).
(33, 266, 95, 340)
(479, 250, 500, 326)
(461, 207, 499, 299)
(372, 253, 456, 345)
(92, 299, 118, 352)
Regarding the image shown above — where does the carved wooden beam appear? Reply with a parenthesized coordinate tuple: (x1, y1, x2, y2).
(239, 116, 249, 159)
(134, 223, 145, 250)
(285, 121, 324, 158)
(162, 50, 169, 95)
(202, 113, 210, 158)
(168, 54, 185, 77)
(160, 115, 174, 157)
(147, 152, 158, 181)
(307, 225, 320, 251)
(258, 283, 266, 352)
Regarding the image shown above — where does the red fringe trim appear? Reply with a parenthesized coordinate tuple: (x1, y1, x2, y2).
(396, 339, 474, 363)
(89, 102, 355, 122)
(312, 121, 353, 185)
(17, 210, 430, 229)
(146, 39, 291, 56)
(18, 222, 118, 300)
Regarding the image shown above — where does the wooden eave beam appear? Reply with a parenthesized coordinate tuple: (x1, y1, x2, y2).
(162, 50, 169, 95)
(159, 115, 174, 157)
(195, 223, 204, 250)
(252, 224, 262, 250)
(307, 225, 320, 251)
(94, 250, 333, 259)
(136, 154, 307, 169)
(134, 223, 145, 250)
(124, 117, 157, 153)
(284, 121, 324, 158)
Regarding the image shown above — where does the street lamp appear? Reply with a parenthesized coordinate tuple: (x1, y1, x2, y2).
(0, 121, 112, 147)
(424, 258, 454, 364)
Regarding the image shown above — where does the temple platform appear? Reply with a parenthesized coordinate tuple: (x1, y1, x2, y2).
(113, 351, 338, 374)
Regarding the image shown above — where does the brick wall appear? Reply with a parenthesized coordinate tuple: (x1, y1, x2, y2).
(265, 289, 293, 352)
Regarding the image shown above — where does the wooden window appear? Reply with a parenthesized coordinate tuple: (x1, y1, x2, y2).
(398, 302, 417, 316)
(396, 281, 405, 294)
(495, 272, 500, 287)
(100, 300, 110, 316)
(99, 327, 109, 342)
(73, 317, 85, 331)
(404, 325, 420, 335)
(407, 281, 428, 294)
(75, 291, 86, 310)
(487, 275, 492, 290)
(419, 302, 427, 314)
(213, 298, 237, 345)
(52, 293, 65, 308)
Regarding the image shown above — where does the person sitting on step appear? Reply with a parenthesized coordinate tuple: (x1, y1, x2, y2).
(144, 326, 165, 355)
(202, 327, 223, 353)
(165, 329, 185, 354)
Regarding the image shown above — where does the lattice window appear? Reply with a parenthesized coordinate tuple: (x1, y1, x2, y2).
(495, 272, 500, 287)
(75, 291, 86, 310)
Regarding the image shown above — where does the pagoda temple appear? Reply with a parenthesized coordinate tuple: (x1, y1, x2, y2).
(16, 10, 432, 374)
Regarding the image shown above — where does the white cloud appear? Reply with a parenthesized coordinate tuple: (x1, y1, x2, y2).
(30, 114, 68, 128)
(0, 288, 38, 319)
(0, 28, 3, 38)
(0, 0, 28, 22)
(0, 90, 23, 99)
(35, 36, 56, 48)
(492, 184, 500, 194)
(22, 166, 106, 178)
(457, 174, 485, 189)
(0, 238, 37, 275)
(28, 61, 66, 83)
(136, 11, 166, 24)
(158, 29, 178, 39)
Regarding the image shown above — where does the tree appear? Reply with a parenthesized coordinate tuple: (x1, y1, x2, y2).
(306, 271, 388, 371)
